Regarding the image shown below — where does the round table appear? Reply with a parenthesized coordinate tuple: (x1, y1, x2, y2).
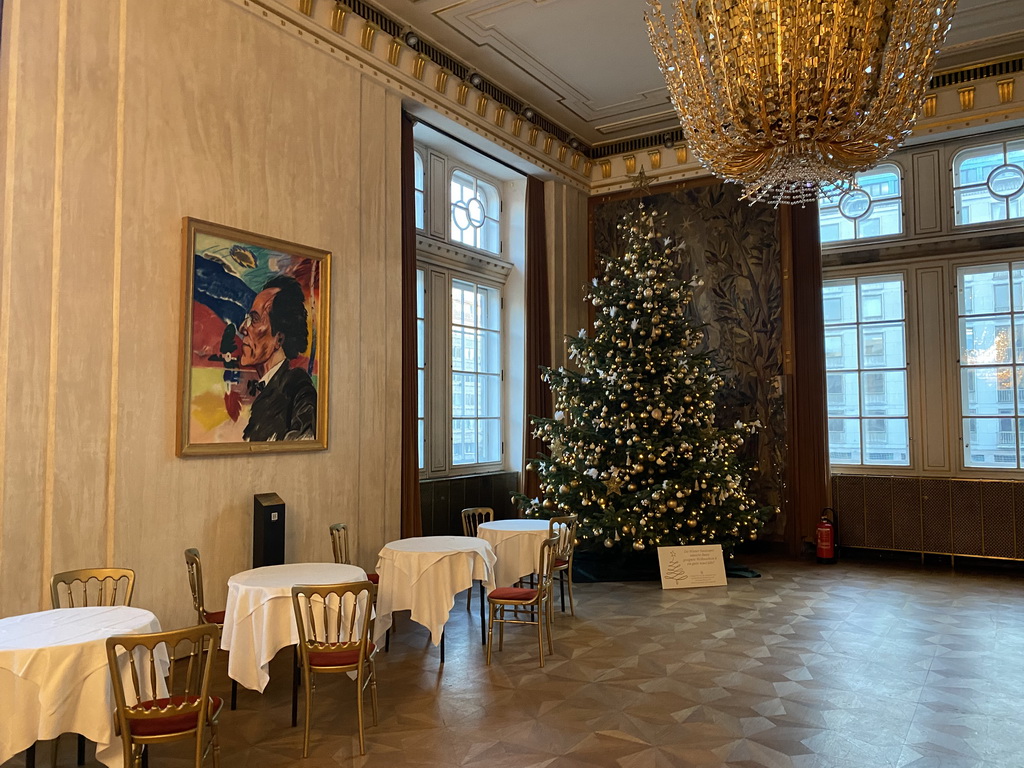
(477, 519, 552, 588)
(221, 562, 367, 692)
(0, 606, 163, 768)
(374, 536, 495, 647)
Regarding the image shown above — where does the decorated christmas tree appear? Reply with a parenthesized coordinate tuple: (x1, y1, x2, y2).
(516, 203, 774, 557)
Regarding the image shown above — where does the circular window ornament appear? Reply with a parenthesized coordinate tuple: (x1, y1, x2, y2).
(466, 197, 486, 227)
(452, 201, 472, 231)
(838, 189, 872, 220)
(986, 163, 1024, 199)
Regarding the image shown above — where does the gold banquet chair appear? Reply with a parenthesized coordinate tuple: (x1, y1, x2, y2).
(486, 535, 558, 668)
(291, 581, 378, 757)
(106, 624, 223, 768)
(51, 567, 135, 609)
(548, 514, 579, 616)
(50, 566, 135, 765)
(330, 523, 380, 590)
(460, 507, 494, 609)
(184, 548, 238, 710)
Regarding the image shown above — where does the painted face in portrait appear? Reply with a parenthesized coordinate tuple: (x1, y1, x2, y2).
(239, 287, 284, 371)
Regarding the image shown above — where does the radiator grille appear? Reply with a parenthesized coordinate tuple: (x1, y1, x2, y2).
(832, 475, 1022, 560)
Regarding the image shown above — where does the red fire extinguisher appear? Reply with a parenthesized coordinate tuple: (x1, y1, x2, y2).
(816, 507, 837, 564)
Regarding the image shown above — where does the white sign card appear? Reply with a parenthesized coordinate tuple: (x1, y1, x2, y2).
(657, 544, 728, 589)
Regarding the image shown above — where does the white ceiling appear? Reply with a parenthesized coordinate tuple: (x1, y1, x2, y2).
(379, 0, 1024, 148)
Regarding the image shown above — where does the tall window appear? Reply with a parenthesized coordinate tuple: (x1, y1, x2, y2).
(823, 275, 909, 466)
(414, 150, 425, 231)
(451, 279, 502, 466)
(416, 268, 426, 469)
(450, 169, 500, 254)
(819, 164, 903, 244)
(953, 139, 1024, 227)
(957, 262, 1024, 468)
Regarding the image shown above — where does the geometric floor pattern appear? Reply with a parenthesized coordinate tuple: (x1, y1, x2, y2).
(10, 555, 1024, 768)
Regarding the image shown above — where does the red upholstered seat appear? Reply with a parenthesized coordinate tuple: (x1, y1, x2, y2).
(203, 609, 226, 624)
(553, 558, 568, 568)
(308, 642, 376, 668)
(366, 573, 380, 584)
(489, 586, 538, 601)
(128, 695, 223, 737)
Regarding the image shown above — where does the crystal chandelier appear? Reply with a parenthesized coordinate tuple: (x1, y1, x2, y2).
(646, 0, 957, 205)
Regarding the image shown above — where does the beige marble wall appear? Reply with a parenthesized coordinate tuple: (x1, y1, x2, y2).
(0, 0, 403, 627)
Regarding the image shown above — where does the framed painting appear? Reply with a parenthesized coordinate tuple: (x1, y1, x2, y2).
(177, 218, 330, 456)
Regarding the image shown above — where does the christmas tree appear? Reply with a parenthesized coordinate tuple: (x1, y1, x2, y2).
(516, 203, 774, 557)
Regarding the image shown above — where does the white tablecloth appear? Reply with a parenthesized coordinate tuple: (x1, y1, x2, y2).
(373, 536, 495, 646)
(477, 519, 552, 588)
(0, 606, 163, 768)
(221, 562, 367, 693)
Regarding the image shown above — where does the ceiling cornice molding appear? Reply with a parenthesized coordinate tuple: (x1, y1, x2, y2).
(228, 0, 592, 189)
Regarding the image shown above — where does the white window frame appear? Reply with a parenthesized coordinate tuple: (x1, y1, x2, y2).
(413, 141, 516, 478)
(818, 162, 905, 245)
(952, 139, 1024, 229)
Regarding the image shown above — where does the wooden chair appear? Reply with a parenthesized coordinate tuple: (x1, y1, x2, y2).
(51, 567, 135, 609)
(291, 581, 378, 757)
(330, 523, 380, 589)
(106, 624, 222, 768)
(460, 507, 493, 610)
(486, 535, 558, 667)
(183, 548, 237, 710)
(548, 514, 579, 616)
(50, 567, 135, 766)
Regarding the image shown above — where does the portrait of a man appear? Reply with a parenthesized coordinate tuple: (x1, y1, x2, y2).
(178, 218, 330, 456)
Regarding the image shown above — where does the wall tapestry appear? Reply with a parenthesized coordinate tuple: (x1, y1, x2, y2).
(177, 218, 330, 456)
(591, 182, 786, 536)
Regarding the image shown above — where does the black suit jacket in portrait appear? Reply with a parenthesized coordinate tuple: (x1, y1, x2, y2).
(243, 364, 317, 442)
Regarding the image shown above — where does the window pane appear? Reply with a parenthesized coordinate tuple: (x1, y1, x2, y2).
(860, 324, 905, 368)
(960, 264, 1011, 315)
(822, 280, 857, 325)
(478, 419, 501, 463)
(861, 370, 907, 417)
(452, 418, 476, 465)
(452, 373, 472, 418)
(476, 285, 501, 331)
(959, 317, 1013, 365)
(825, 327, 858, 370)
(818, 164, 902, 243)
(862, 419, 909, 466)
(954, 144, 1004, 186)
(858, 276, 904, 321)
(477, 329, 501, 374)
(479, 374, 501, 418)
(828, 419, 861, 464)
(827, 372, 859, 417)
(964, 417, 1019, 468)
(961, 367, 1014, 416)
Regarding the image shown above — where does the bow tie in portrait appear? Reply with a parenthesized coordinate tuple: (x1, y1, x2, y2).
(248, 379, 267, 396)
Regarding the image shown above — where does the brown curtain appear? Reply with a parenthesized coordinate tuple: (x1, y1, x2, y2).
(780, 201, 829, 554)
(400, 113, 422, 538)
(522, 176, 553, 502)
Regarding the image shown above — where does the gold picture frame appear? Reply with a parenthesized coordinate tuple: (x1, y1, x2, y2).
(177, 218, 330, 456)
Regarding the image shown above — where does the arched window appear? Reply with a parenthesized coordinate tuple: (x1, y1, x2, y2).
(953, 139, 1024, 227)
(450, 168, 501, 254)
(414, 150, 425, 231)
(819, 163, 903, 244)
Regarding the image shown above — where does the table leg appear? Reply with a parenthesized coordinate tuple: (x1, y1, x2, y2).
(480, 583, 486, 645)
(230, 679, 238, 710)
(77, 734, 86, 765)
(25, 744, 35, 768)
(440, 629, 445, 665)
(291, 646, 300, 728)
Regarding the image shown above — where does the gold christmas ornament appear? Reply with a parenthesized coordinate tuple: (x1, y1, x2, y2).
(646, 0, 957, 205)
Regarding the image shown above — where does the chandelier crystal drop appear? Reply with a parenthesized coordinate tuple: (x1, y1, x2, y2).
(646, 0, 957, 205)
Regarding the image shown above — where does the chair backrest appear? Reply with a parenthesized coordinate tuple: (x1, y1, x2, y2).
(51, 567, 135, 608)
(537, 535, 560, 593)
(292, 581, 374, 669)
(183, 548, 206, 623)
(329, 523, 350, 565)
(461, 507, 494, 537)
(548, 514, 579, 563)
(106, 623, 220, 742)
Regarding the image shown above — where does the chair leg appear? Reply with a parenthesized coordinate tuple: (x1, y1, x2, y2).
(210, 723, 221, 768)
(486, 602, 495, 665)
(141, 746, 149, 768)
(368, 659, 379, 726)
(559, 572, 566, 613)
(356, 666, 366, 756)
(291, 648, 300, 728)
(302, 669, 313, 758)
(479, 582, 486, 645)
(546, 593, 554, 654)
(498, 606, 505, 650)
(566, 570, 575, 616)
(537, 600, 545, 668)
